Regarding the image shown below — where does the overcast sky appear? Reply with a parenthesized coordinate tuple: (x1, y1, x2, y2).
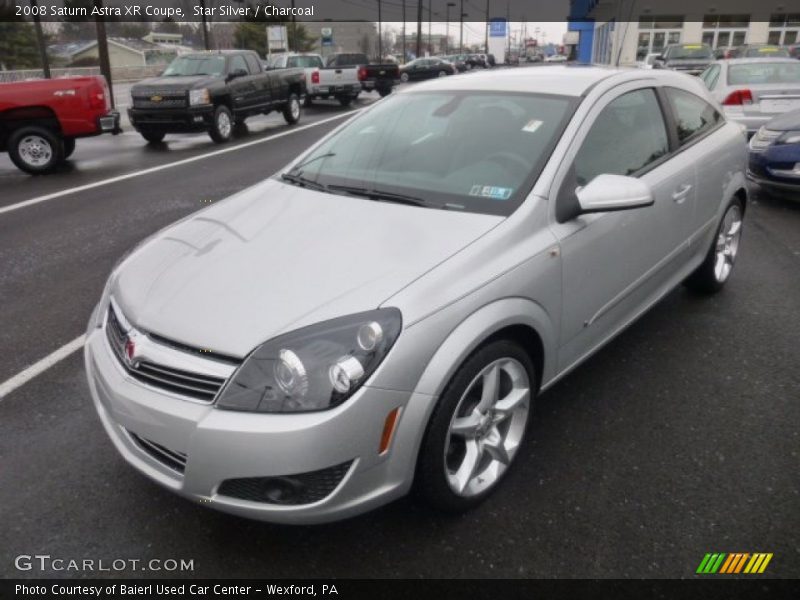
(382, 21, 568, 45)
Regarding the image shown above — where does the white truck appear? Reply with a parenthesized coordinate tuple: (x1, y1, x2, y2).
(265, 53, 361, 107)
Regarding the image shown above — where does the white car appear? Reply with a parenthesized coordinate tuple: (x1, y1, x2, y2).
(544, 54, 567, 63)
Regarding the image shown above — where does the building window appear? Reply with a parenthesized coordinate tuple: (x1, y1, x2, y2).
(637, 16, 683, 60)
(768, 13, 800, 45)
(594, 20, 615, 64)
(702, 14, 750, 50)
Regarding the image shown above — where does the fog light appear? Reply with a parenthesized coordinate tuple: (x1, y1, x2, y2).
(274, 349, 308, 396)
(329, 355, 365, 393)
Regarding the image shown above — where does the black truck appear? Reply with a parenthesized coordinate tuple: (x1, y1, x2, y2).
(128, 50, 306, 144)
(325, 53, 400, 97)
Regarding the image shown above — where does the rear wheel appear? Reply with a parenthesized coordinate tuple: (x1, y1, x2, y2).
(416, 340, 534, 512)
(140, 130, 166, 144)
(400, 72, 410, 83)
(63, 137, 76, 159)
(282, 93, 301, 125)
(378, 86, 392, 97)
(8, 126, 64, 175)
(208, 105, 233, 144)
(684, 198, 744, 293)
(338, 95, 352, 107)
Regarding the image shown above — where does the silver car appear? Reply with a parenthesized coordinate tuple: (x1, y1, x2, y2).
(699, 58, 800, 134)
(85, 66, 748, 524)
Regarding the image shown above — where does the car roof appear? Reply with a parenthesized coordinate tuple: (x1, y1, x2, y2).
(403, 65, 662, 97)
(714, 57, 799, 65)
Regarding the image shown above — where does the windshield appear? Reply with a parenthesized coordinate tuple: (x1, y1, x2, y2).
(742, 46, 790, 57)
(728, 62, 800, 85)
(666, 45, 712, 60)
(280, 91, 575, 216)
(163, 56, 226, 77)
(287, 55, 322, 68)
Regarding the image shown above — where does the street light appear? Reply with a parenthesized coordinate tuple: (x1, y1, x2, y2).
(446, 2, 455, 54)
(460, 0, 464, 53)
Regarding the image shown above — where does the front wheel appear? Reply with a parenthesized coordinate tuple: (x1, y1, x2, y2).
(399, 72, 410, 83)
(684, 198, 744, 294)
(63, 138, 76, 159)
(416, 340, 534, 512)
(283, 94, 301, 124)
(438, 70, 447, 77)
(8, 126, 64, 175)
(208, 105, 233, 144)
(140, 130, 165, 144)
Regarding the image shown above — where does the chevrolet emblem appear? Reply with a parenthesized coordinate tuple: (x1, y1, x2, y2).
(150, 95, 163, 102)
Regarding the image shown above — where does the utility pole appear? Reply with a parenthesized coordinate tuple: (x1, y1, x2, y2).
(446, 2, 455, 54)
(402, 0, 406, 62)
(416, 0, 423, 59)
(291, 0, 297, 51)
(30, 0, 50, 78)
(428, 0, 432, 55)
(484, 0, 489, 53)
(378, 0, 382, 60)
(199, 0, 210, 50)
(93, 0, 113, 108)
(459, 0, 464, 53)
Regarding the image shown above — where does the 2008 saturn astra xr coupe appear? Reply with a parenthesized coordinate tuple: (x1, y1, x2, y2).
(85, 66, 748, 524)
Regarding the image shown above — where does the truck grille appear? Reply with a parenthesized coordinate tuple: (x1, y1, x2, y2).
(105, 305, 228, 402)
(132, 91, 187, 109)
(128, 430, 187, 474)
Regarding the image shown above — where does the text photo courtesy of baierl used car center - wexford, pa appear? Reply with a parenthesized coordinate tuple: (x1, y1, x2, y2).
(0, 0, 798, 597)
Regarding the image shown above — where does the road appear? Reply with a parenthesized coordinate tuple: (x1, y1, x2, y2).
(0, 89, 798, 579)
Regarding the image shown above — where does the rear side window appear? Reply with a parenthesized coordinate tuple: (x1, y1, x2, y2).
(700, 64, 721, 90)
(230, 55, 249, 75)
(573, 88, 669, 186)
(244, 54, 261, 74)
(287, 55, 323, 69)
(728, 62, 800, 85)
(665, 87, 722, 145)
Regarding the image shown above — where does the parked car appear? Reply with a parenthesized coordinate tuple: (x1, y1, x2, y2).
(698, 58, 800, 135)
(86, 66, 747, 524)
(486, 54, 497, 67)
(730, 44, 790, 58)
(788, 44, 800, 59)
(398, 58, 456, 82)
(266, 52, 360, 107)
(128, 50, 305, 144)
(468, 54, 489, 68)
(544, 54, 568, 63)
(0, 75, 119, 174)
(637, 52, 661, 69)
(443, 55, 469, 72)
(653, 43, 714, 75)
(747, 108, 800, 194)
(324, 52, 399, 98)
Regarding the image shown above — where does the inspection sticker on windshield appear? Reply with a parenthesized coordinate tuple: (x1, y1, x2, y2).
(470, 185, 513, 200)
(522, 119, 543, 133)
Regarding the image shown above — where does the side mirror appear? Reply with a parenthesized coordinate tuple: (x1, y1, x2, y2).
(227, 68, 248, 81)
(576, 174, 654, 214)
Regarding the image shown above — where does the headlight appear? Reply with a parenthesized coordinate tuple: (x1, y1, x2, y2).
(216, 308, 402, 413)
(189, 88, 210, 106)
(777, 130, 800, 145)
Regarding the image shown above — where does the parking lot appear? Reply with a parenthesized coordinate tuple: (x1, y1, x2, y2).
(0, 80, 798, 579)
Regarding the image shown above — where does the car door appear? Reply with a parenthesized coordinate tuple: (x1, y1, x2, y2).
(244, 53, 271, 109)
(413, 60, 429, 80)
(227, 54, 254, 111)
(549, 83, 697, 372)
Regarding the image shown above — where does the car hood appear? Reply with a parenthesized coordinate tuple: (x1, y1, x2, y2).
(113, 178, 501, 357)
(765, 109, 800, 131)
(132, 75, 221, 92)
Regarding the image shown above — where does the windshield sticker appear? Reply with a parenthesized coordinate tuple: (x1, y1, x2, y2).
(522, 119, 543, 133)
(469, 185, 513, 200)
(683, 44, 702, 49)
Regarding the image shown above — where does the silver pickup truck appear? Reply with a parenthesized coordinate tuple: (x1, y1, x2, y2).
(266, 53, 360, 107)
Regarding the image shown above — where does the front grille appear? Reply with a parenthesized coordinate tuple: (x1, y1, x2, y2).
(105, 305, 228, 402)
(217, 461, 353, 505)
(128, 431, 187, 473)
(132, 91, 187, 109)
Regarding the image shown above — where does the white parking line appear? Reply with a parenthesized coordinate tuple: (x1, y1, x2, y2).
(0, 110, 360, 217)
(0, 335, 86, 400)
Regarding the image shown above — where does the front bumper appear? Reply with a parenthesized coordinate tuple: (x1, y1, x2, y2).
(748, 146, 800, 191)
(127, 105, 215, 133)
(84, 327, 429, 524)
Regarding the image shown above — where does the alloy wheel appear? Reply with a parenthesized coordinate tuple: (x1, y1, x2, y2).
(714, 204, 743, 283)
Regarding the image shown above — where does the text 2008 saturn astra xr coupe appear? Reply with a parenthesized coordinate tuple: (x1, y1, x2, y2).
(85, 66, 748, 524)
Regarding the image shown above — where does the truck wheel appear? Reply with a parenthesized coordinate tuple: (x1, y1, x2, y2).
(8, 126, 64, 175)
(209, 105, 233, 144)
(378, 87, 392, 97)
(400, 72, 410, 83)
(282, 94, 301, 125)
(338, 96, 352, 107)
(141, 131, 165, 144)
(63, 138, 76, 159)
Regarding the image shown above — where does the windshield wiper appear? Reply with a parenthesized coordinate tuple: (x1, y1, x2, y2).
(327, 185, 428, 208)
(288, 152, 336, 174)
(280, 172, 327, 192)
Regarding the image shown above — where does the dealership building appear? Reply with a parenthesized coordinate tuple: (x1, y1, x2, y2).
(568, 0, 800, 65)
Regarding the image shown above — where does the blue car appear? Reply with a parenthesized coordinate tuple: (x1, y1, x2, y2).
(748, 108, 800, 195)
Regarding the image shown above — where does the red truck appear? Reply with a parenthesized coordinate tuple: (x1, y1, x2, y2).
(0, 76, 120, 174)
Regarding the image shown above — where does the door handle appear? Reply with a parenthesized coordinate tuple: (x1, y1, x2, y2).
(672, 183, 692, 203)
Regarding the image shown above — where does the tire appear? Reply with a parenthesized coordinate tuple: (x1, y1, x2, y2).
(416, 339, 535, 513)
(438, 70, 447, 77)
(208, 105, 233, 144)
(466, 63, 473, 70)
(63, 137, 76, 159)
(140, 130, 165, 144)
(8, 126, 64, 175)
(684, 197, 744, 294)
(378, 87, 392, 97)
(233, 119, 249, 136)
(282, 93, 301, 125)
(400, 72, 410, 83)
(338, 95, 352, 107)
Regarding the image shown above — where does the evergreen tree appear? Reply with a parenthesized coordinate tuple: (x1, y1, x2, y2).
(0, 20, 44, 70)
